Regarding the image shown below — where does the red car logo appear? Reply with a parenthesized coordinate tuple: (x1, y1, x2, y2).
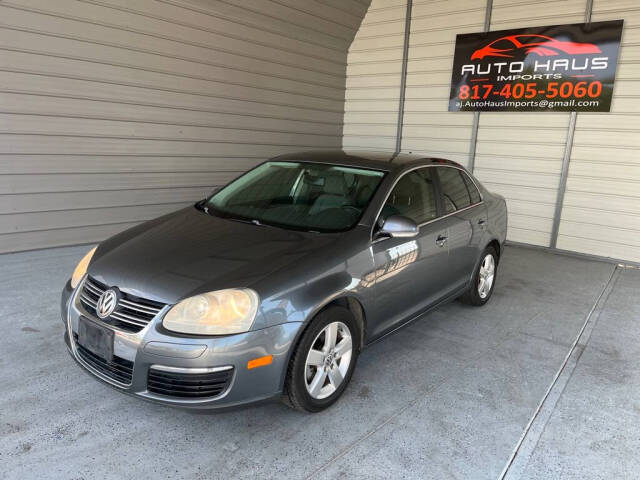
(471, 34, 601, 60)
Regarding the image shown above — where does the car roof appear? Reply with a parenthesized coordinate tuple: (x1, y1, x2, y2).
(270, 150, 464, 173)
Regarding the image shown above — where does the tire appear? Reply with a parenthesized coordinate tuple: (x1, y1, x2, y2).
(459, 245, 499, 306)
(282, 306, 360, 413)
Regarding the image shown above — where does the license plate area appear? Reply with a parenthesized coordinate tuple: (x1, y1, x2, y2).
(78, 317, 114, 362)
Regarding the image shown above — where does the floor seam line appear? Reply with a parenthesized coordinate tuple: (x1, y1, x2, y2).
(304, 328, 519, 480)
(497, 264, 620, 480)
(302, 375, 447, 480)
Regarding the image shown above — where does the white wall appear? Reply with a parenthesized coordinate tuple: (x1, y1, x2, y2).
(0, 0, 369, 253)
(343, 0, 640, 263)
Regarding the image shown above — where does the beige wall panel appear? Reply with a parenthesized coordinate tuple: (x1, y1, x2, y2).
(343, 0, 405, 152)
(0, 93, 342, 137)
(556, 236, 640, 263)
(346, 87, 400, 101)
(0, 48, 343, 102)
(403, 112, 473, 127)
(0, 203, 191, 234)
(557, 1, 640, 262)
(475, 0, 583, 247)
(0, 71, 344, 124)
(0, 0, 368, 252)
(571, 145, 639, 163)
(507, 227, 551, 246)
(1, 135, 319, 158)
(342, 0, 640, 262)
(0, 27, 344, 90)
(10, 0, 350, 53)
(0, 4, 346, 78)
(480, 183, 558, 205)
(0, 171, 240, 195)
(343, 124, 398, 137)
(0, 223, 141, 253)
(392, 0, 484, 168)
(350, 34, 404, 51)
(0, 156, 259, 174)
(0, 188, 212, 215)
(359, 4, 406, 24)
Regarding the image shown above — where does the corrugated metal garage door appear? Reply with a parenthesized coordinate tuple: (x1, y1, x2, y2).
(343, 0, 640, 264)
(557, 0, 640, 263)
(0, 0, 368, 253)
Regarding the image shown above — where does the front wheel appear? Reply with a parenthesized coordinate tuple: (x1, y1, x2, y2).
(460, 246, 498, 306)
(282, 306, 359, 412)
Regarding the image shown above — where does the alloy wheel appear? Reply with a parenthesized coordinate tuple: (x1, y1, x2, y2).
(304, 321, 353, 400)
(478, 253, 496, 299)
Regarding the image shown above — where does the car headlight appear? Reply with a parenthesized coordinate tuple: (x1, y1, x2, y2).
(163, 289, 259, 335)
(70, 247, 97, 289)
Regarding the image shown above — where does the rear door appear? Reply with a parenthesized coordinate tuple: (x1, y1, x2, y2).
(434, 166, 487, 290)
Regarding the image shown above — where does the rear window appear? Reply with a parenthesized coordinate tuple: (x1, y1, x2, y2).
(437, 167, 473, 213)
(461, 171, 482, 204)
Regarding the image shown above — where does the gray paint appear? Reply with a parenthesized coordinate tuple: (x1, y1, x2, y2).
(60, 150, 507, 408)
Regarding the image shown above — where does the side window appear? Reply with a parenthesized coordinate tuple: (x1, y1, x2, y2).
(461, 172, 482, 205)
(437, 167, 472, 214)
(380, 169, 437, 224)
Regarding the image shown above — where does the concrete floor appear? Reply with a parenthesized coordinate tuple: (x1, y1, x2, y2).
(1, 245, 638, 479)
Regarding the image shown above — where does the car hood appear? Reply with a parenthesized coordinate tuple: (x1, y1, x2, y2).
(88, 207, 341, 304)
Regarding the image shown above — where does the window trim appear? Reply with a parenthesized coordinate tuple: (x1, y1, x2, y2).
(371, 164, 484, 241)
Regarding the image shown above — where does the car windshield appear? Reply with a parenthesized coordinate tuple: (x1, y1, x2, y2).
(205, 161, 386, 232)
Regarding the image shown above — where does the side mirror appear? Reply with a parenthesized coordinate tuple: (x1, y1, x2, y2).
(378, 215, 418, 238)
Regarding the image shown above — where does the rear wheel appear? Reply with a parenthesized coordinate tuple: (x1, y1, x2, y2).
(283, 306, 359, 412)
(460, 245, 498, 306)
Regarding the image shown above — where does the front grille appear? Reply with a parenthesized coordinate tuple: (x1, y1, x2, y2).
(73, 333, 134, 385)
(79, 276, 165, 333)
(147, 368, 234, 399)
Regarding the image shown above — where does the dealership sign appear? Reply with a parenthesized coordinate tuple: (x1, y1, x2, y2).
(449, 20, 624, 112)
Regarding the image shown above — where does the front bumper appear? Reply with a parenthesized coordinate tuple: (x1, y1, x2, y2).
(61, 278, 302, 409)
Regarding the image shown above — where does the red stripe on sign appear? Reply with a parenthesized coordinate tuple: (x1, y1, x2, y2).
(470, 78, 489, 82)
(572, 74, 595, 78)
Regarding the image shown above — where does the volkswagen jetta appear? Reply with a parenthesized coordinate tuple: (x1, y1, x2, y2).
(61, 150, 507, 412)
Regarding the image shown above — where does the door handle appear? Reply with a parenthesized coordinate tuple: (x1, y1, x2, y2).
(478, 219, 487, 229)
(436, 235, 447, 247)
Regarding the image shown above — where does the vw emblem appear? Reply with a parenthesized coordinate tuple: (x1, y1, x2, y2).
(96, 289, 118, 319)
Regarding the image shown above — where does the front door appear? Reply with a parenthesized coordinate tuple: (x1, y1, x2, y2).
(369, 168, 449, 339)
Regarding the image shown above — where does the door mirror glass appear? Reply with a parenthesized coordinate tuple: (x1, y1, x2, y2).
(378, 215, 418, 238)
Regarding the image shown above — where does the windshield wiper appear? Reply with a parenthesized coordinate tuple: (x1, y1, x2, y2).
(206, 208, 265, 226)
(225, 216, 264, 226)
(194, 199, 209, 213)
